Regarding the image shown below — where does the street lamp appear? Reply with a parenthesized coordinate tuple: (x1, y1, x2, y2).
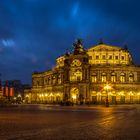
(104, 83, 112, 107)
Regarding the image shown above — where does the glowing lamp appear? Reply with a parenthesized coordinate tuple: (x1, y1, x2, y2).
(104, 84, 111, 90)
(18, 94, 21, 98)
(72, 94, 76, 99)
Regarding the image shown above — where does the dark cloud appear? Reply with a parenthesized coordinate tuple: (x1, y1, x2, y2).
(0, 0, 140, 84)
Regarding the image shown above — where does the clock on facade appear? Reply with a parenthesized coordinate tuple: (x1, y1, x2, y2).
(71, 59, 81, 66)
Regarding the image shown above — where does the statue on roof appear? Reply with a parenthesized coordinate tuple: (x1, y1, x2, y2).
(124, 44, 128, 50)
(98, 38, 104, 44)
(73, 39, 86, 55)
(65, 48, 70, 56)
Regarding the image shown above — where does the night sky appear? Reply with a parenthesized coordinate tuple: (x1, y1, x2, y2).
(0, 0, 140, 84)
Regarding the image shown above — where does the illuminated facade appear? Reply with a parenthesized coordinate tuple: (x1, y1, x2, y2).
(25, 39, 140, 104)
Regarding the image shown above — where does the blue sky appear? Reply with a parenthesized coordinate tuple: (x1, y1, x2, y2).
(0, 0, 140, 84)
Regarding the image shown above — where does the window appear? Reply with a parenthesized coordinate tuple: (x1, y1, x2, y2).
(70, 70, 82, 81)
(91, 73, 97, 83)
(102, 55, 106, 59)
(109, 55, 112, 59)
(96, 55, 99, 59)
(129, 73, 134, 82)
(77, 76, 81, 81)
(115, 56, 118, 60)
(120, 73, 125, 82)
(89, 56, 92, 60)
(101, 73, 107, 82)
(121, 56, 125, 60)
(111, 72, 116, 82)
(58, 74, 61, 84)
(52, 76, 56, 84)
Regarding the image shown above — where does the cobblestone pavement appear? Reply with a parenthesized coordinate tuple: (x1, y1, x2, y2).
(0, 104, 140, 140)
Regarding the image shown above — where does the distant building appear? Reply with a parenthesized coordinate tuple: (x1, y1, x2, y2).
(0, 80, 4, 99)
(25, 39, 140, 104)
(3, 80, 30, 101)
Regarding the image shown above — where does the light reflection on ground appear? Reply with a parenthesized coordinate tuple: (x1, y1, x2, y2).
(0, 104, 139, 139)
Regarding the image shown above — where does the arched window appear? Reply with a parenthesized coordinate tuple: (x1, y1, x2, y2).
(52, 75, 56, 84)
(129, 73, 134, 82)
(75, 70, 82, 81)
(91, 73, 97, 83)
(111, 72, 116, 82)
(58, 74, 61, 84)
(101, 73, 107, 82)
(120, 73, 126, 82)
(70, 70, 82, 81)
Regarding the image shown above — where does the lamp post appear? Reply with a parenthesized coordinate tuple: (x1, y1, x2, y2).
(104, 83, 111, 107)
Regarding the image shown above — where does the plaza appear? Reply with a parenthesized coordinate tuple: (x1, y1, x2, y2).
(0, 104, 140, 139)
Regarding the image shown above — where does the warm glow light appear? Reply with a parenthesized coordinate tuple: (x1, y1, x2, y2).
(18, 94, 21, 98)
(26, 95, 29, 98)
(104, 84, 111, 90)
(108, 92, 112, 96)
(57, 93, 60, 96)
(97, 92, 101, 95)
(129, 92, 134, 96)
(118, 92, 124, 96)
(72, 94, 76, 99)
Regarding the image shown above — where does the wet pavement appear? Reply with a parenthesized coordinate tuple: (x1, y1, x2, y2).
(0, 104, 140, 140)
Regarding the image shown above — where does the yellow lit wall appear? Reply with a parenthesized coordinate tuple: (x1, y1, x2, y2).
(87, 44, 133, 65)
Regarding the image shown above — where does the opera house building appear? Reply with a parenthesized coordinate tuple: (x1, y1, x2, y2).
(25, 39, 140, 105)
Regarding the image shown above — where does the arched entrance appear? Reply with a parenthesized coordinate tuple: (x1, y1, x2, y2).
(70, 88, 79, 104)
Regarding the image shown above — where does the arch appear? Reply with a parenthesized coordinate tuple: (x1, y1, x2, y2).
(129, 73, 134, 82)
(70, 88, 79, 103)
(101, 72, 107, 82)
(52, 75, 56, 84)
(120, 73, 126, 82)
(91, 72, 97, 82)
(70, 70, 82, 81)
(58, 74, 61, 84)
(111, 72, 117, 82)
